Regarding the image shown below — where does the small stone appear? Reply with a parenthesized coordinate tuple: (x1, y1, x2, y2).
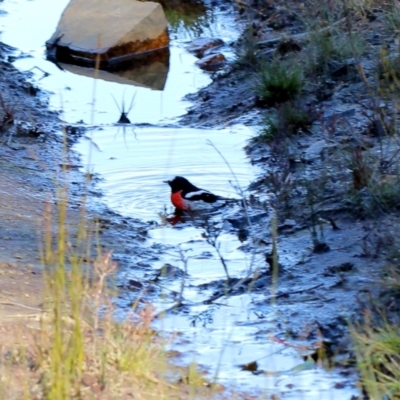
(313, 241, 330, 253)
(186, 37, 224, 58)
(283, 219, 296, 227)
(195, 53, 226, 72)
(303, 140, 328, 162)
(81, 373, 96, 387)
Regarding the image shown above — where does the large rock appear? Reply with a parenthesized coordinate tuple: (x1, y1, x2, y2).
(46, 0, 169, 67)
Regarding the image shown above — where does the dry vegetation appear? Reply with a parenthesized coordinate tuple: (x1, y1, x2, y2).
(0, 175, 228, 399)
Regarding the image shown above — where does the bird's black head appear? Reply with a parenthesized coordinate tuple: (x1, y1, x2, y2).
(164, 176, 199, 193)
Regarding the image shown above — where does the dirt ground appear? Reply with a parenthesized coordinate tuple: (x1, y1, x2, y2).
(0, 46, 62, 343)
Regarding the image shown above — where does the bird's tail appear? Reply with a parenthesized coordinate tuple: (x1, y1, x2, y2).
(217, 196, 243, 203)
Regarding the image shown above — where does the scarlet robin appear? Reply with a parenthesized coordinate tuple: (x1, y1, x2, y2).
(164, 176, 238, 212)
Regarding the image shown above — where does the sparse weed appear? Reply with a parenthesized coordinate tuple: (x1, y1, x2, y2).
(351, 222, 400, 399)
(255, 58, 304, 105)
(360, 175, 400, 214)
(276, 100, 315, 134)
(297, 0, 365, 77)
(305, 28, 363, 76)
(344, 136, 400, 215)
(257, 100, 315, 142)
(383, 259, 400, 292)
(234, 25, 261, 69)
(377, 48, 400, 95)
(345, 0, 385, 19)
(363, 104, 398, 137)
(0, 92, 15, 144)
(257, 113, 279, 142)
(384, 0, 400, 34)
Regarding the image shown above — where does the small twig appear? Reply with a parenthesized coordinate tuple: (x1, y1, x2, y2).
(0, 301, 42, 311)
(153, 301, 185, 319)
(268, 334, 321, 351)
(177, 246, 189, 304)
(4, 313, 41, 318)
(26, 66, 50, 80)
(234, 0, 268, 18)
(203, 275, 255, 304)
(257, 17, 346, 48)
(325, 217, 340, 231)
(268, 283, 324, 301)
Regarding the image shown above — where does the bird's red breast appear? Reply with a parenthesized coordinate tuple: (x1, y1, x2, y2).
(171, 191, 190, 211)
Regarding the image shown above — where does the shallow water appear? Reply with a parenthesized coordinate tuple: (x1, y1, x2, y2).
(75, 125, 253, 221)
(0, 0, 231, 124)
(0, 1, 360, 397)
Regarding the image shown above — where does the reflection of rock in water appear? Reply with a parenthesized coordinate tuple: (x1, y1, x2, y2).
(55, 48, 170, 91)
(107, 49, 170, 90)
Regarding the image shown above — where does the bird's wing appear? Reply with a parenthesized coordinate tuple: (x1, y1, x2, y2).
(183, 190, 219, 203)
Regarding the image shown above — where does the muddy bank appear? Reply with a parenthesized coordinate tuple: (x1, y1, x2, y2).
(179, 0, 400, 376)
(0, 42, 157, 325)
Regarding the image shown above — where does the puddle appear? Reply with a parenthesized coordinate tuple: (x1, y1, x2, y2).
(0, 1, 360, 398)
(74, 124, 253, 221)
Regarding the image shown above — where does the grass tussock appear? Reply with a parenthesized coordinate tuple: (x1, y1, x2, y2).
(353, 319, 400, 399)
(377, 48, 400, 95)
(305, 28, 363, 75)
(255, 59, 304, 105)
(384, 0, 400, 34)
(258, 100, 316, 142)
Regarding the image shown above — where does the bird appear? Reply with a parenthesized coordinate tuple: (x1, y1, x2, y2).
(164, 176, 239, 212)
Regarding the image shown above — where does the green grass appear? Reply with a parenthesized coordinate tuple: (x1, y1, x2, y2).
(305, 28, 363, 76)
(257, 100, 314, 142)
(255, 59, 304, 105)
(384, 0, 400, 34)
(234, 25, 261, 69)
